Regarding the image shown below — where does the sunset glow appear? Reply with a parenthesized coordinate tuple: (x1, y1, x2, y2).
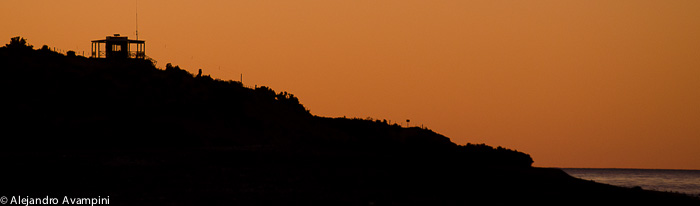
(3, 0, 699, 169)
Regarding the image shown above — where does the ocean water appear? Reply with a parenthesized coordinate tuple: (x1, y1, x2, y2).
(561, 168, 700, 196)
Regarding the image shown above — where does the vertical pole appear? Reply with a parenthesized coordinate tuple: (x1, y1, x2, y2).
(136, 0, 138, 40)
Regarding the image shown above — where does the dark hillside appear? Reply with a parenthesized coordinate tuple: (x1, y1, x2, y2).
(0, 37, 523, 162)
(1, 37, 698, 205)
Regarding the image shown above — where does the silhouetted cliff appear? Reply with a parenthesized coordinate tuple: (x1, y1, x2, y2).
(1, 37, 697, 205)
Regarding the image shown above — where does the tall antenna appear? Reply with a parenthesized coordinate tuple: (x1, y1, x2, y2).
(135, 0, 139, 40)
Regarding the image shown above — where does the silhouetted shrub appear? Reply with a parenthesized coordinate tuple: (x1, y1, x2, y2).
(255, 86, 277, 99)
(4, 36, 33, 50)
(164, 63, 193, 80)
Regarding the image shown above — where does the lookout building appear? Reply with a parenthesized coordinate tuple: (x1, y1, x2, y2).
(91, 34, 145, 59)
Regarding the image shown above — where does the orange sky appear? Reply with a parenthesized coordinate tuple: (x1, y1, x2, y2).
(3, 0, 700, 170)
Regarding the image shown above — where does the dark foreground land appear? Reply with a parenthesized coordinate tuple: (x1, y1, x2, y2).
(1, 40, 698, 205)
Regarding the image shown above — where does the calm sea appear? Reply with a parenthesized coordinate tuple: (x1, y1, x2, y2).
(561, 168, 700, 197)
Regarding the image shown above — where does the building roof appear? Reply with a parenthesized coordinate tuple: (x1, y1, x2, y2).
(92, 34, 144, 43)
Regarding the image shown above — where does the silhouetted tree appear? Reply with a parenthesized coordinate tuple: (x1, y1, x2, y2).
(4, 36, 33, 50)
(67, 50, 76, 57)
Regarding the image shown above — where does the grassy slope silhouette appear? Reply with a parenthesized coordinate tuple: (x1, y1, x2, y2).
(1, 37, 698, 205)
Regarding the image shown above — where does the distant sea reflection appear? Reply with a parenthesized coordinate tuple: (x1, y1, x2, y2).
(561, 168, 700, 196)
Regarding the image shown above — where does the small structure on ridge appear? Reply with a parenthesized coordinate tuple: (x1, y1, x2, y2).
(91, 34, 145, 59)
